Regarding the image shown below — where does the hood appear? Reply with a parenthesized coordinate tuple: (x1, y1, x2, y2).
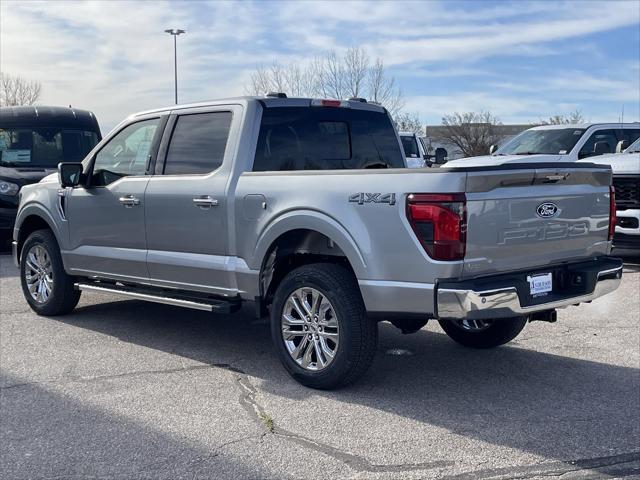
(577, 152, 640, 175)
(443, 153, 562, 168)
(0, 166, 57, 187)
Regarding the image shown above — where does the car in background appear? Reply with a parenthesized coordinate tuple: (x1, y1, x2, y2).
(579, 137, 640, 255)
(444, 123, 640, 167)
(399, 132, 448, 168)
(399, 131, 427, 168)
(0, 106, 101, 237)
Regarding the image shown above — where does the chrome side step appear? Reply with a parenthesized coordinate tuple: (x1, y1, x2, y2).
(75, 283, 233, 312)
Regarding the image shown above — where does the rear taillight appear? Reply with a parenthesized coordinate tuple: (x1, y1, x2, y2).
(609, 185, 616, 241)
(406, 193, 467, 261)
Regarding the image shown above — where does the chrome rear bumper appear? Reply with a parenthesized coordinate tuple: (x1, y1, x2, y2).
(437, 261, 623, 320)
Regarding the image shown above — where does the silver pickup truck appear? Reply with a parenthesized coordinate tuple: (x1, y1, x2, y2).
(12, 95, 623, 389)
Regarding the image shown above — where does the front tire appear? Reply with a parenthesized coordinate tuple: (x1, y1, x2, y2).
(438, 317, 527, 348)
(20, 229, 80, 316)
(270, 263, 377, 389)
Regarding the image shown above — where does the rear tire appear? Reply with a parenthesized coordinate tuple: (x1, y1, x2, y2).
(438, 317, 527, 348)
(20, 229, 80, 316)
(270, 263, 377, 389)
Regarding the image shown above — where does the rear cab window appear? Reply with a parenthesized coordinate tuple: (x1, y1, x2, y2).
(253, 106, 404, 171)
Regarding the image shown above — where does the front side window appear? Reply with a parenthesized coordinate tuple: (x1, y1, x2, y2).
(578, 129, 617, 158)
(91, 118, 159, 186)
(0, 128, 99, 167)
(496, 128, 586, 155)
(164, 111, 232, 175)
(253, 107, 404, 171)
(400, 135, 419, 158)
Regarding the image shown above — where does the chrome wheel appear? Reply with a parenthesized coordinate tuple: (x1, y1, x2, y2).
(24, 244, 53, 304)
(281, 287, 339, 371)
(456, 319, 494, 331)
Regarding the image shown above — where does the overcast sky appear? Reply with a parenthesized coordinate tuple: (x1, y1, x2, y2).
(1, 0, 639, 133)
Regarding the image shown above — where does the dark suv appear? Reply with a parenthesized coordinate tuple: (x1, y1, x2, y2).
(0, 106, 101, 237)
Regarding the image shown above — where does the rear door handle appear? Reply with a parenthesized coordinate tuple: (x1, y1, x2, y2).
(118, 195, 140, 207)
(193, 196, 219, 209)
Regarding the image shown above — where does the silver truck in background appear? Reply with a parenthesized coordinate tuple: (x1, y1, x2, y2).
(12, 95, 623, 389)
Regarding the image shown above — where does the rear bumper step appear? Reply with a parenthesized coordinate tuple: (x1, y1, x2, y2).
(437, 257, 623, 320)
(75, 282, 239, 313)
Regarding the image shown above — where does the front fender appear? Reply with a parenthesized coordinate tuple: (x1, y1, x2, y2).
(250, 209, 368, 278)
(15, 185, 68, 250)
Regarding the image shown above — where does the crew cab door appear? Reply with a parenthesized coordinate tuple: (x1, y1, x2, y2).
(64, 116, 165, 280)
(144, 106, 239, 296)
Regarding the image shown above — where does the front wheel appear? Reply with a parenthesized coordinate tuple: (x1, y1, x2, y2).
(438, 317, 528, 348)
(270, 263, 378, 389)
(20, 229, 81, 316)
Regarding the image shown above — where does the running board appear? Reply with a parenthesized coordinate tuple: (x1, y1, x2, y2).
(74, 282, 237, 313)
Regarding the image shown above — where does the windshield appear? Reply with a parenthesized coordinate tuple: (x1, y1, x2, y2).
(625, 137, 640, 153)
(400, 135, 419, 158)
(0, 127, 99, 168)
(495, 128, 586, 155)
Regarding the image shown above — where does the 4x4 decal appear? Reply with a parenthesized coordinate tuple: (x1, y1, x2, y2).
(349, 193, 396, 205)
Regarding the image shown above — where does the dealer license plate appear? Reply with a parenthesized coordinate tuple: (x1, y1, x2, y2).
(527, 273, 553, 296)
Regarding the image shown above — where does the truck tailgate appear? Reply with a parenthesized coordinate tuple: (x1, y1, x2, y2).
(460, 164, 612, 278)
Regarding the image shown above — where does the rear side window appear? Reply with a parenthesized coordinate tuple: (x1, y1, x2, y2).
(164, 111, 232, 175)
(253, 107, 403, 171)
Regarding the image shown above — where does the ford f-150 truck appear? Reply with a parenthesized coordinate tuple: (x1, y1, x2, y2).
(12, 95, 623, 389)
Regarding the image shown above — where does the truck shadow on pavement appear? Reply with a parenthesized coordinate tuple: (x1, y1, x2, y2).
(0, 371, 269, 479)
(48, 298, 640, 476)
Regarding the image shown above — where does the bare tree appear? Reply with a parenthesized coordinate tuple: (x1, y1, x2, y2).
(394, 111, 423, 134)
(368, 58, 404, 118)
(245, 47, 404, 118)
(0, 73, 42, 106)
(435, 111, 502, 157)
(539, 109, 586, 125)
(343, 46, 369, 98)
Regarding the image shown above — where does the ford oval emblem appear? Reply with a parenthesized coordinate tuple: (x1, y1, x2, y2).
(537, 202, 559, 218)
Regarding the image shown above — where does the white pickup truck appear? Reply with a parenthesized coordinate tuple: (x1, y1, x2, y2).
(579, 137, 640, 254)
(399, 132, 446, 168)
(446, 123, 640, 168)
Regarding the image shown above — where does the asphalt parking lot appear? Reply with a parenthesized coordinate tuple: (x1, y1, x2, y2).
(1, 251, 639, 480)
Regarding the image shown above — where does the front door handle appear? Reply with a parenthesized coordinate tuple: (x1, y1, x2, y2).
(118, 195, 140, 207)
(193, 196, 219, 209)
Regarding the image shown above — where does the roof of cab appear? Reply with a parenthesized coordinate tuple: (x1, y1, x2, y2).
(529, 123, 640, 130)
(131, 95, 387, 119)
(0, 105, 100, 131)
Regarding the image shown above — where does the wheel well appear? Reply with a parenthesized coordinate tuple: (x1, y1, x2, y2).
(17, 215, 53, 260)
(259, 229, 356, 314)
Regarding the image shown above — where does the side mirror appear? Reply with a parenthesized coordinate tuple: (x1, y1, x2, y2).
(58, 162, 84, 188)
(593, 141, 611, 156)
(616, 140, 629, 153)
(489, 144, 498, 155)
(435, 147, 448, 164)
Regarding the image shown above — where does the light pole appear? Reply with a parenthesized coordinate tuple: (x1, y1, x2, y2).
(164, 28, 186, 104)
